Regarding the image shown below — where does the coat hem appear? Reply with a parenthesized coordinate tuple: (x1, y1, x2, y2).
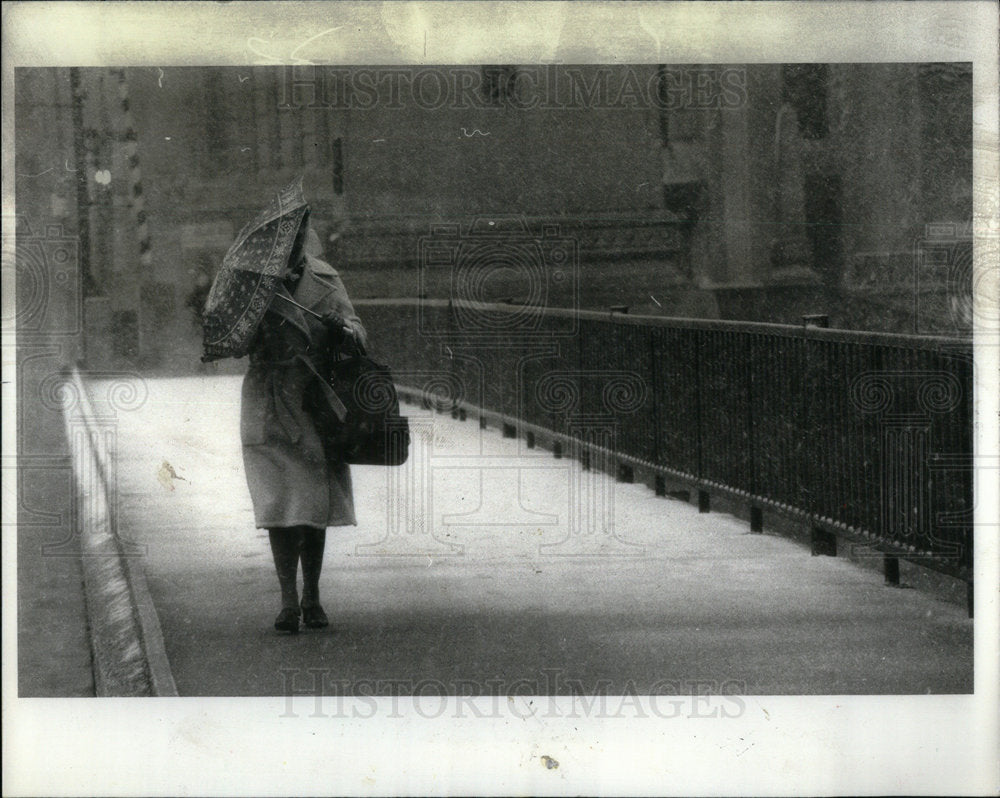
(254, 519, 358, 530)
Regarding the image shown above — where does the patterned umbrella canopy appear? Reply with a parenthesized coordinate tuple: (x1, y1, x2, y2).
(201, 179, 310, 362)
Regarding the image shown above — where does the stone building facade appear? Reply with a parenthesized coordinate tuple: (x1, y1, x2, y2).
(12, 64, 972, 370)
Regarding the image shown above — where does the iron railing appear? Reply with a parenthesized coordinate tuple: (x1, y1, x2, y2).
(356, 299, 973, 581)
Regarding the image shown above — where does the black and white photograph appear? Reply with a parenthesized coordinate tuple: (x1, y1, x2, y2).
(4, 1, 998, 795)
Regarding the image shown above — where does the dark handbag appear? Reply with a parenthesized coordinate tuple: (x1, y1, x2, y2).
(306, 342, 410, 466)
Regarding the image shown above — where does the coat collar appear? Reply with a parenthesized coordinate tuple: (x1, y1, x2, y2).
(304, 253, 338, 278)
(267, 255, 341, 339)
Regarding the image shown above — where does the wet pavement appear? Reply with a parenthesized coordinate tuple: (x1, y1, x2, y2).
(105, 375, 973, 696)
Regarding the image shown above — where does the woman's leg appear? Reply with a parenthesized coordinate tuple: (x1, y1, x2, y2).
(268, 527, 303, 631)
(299, 526, 329, 627)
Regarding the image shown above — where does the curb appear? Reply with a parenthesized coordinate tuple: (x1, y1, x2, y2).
(61, 367, 178, 697)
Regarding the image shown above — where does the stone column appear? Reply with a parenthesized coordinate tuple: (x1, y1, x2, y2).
(719, 102, 755, 286)
(769, 102, 812, 279)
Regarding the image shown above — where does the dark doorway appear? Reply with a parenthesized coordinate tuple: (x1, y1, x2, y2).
(804, 173, 843, 284)
(782, 64, 829, 140)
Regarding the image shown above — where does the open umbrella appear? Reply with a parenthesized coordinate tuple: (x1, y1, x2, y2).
(201, 178, 313, 362)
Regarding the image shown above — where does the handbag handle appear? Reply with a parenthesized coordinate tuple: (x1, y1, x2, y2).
(338, 329, 367, 358)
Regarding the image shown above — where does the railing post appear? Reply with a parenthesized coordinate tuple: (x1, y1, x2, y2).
(803, 314, 834, 557)
(698, 490, 710, 513)
(811, 525, 837, 556)
(883, 554, 900, 586)
(694, 330, 704, 490)
(801, 314, 829, 328)
(750, 506, 763, 533)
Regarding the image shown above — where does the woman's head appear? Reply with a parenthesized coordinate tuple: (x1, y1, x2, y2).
(302, 224, 322, 257)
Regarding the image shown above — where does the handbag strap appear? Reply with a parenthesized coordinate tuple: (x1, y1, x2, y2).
(295, 353, 348, 423)
(297, 327, 369, 424)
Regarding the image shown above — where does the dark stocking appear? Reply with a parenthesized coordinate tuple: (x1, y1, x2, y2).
(299, 526, 326, 608)
(268, 527, 303, 610)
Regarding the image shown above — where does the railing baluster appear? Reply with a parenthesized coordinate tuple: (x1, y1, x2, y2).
(353, 299, 972, 583)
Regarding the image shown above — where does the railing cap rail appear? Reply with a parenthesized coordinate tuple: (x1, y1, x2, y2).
(353, 298, 972, 349)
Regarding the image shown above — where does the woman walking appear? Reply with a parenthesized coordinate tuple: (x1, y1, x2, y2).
(241, 219, 366, 633)
(201, 179, 365, 634)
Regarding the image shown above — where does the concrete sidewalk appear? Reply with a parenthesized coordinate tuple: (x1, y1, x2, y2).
(105, 375, 972, 696)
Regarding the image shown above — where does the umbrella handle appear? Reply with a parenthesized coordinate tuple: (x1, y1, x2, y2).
(273, 292, 324, 319)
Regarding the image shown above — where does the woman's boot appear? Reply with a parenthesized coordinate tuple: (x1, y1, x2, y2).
(268, 527, 303, 633)
(299, 526, 329, 628)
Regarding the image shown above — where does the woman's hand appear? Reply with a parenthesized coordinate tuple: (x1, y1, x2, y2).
(320, 310, 355, 346)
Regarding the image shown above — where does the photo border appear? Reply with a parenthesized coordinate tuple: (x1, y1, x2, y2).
(3, 2, 998, 796)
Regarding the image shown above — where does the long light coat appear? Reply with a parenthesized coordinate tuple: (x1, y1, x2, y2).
(240, 242, 367, 530)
